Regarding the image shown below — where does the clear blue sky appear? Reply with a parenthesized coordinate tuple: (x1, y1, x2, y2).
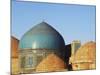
(12, 0, 96, 44)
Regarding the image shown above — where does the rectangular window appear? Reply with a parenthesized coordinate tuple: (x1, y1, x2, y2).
(28, 57, 33, 66)
(26, 56, 33, 68)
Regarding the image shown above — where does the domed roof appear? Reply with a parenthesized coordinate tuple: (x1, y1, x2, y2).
(36, 53, 66, 72)
(70, 41, 96, 63)
(19, 22, 65, 50)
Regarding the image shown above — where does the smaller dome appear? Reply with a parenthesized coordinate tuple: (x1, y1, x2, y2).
(70, 41, 96, 63)
(36, 53, 66, 72)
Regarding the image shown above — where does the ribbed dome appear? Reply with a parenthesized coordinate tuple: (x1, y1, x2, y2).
(19, 22, 65, 50)
(70, 41, 96, 63)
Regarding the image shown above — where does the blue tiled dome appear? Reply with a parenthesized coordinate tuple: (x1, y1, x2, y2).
(19, 22, 65, 50)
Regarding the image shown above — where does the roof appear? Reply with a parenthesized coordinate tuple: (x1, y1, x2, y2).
(36, 53, 66, 72)
(70, 41, 96, 63)
(19, 22, 65, 50)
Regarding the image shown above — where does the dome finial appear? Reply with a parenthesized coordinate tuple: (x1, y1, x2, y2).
(42, 18, 47, 23)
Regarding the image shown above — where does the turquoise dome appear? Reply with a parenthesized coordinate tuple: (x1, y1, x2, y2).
(19, 22, 65, 50)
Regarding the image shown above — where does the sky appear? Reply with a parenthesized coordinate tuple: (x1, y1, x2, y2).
(11, 0, 96, 44)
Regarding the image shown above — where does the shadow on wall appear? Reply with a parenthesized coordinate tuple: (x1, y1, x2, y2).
(63, 44, 72, 71)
